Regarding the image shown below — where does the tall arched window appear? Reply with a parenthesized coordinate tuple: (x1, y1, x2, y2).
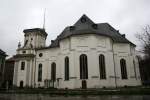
(120, 59, 128, 79)
(38, 63, 42, 82)
(65, 56, 69, 80)
(99, 54, 106, 79)
(80, 54, 88, 79)
(51, 62, 56, 82)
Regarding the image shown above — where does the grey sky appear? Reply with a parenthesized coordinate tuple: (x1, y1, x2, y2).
(0, 0, 150, 57)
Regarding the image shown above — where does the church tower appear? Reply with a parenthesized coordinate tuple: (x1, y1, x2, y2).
(23, 28, 47, 49)
(13, 28, 47, 88)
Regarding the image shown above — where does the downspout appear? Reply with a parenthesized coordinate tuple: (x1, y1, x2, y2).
(112, 43, 117, 88)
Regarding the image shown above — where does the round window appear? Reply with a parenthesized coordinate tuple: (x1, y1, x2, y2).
(39, 53, 43, 57)
(81, 17, 86, 23)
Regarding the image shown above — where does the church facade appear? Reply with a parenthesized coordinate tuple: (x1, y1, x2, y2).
(13, 15, 141, 89)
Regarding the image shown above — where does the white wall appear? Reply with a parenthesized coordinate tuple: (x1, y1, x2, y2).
(14, 34, 141, 88)
(113, 43, 141, 86)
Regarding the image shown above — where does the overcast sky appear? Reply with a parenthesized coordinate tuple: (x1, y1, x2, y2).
(0, 0, 150, 57)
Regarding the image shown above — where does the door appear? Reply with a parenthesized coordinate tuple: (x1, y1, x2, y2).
(82, 80, 87, 89)
(20, 81, 23, 88)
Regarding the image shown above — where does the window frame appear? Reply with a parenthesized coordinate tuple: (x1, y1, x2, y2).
(38, 63, 42, 82)
(120, 58, 128, 79)
(51, 62, 56, 82)
(80, 54, 88, 79)
(64, 56, 69, 81)
(99, 54, 106, 79)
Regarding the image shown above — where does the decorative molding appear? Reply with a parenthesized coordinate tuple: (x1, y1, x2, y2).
(91, 76, 99, 78)
(70, 49, 75, 51)
(97, 45, 105, 48)
(57, 78, 62, 80)
(13, 54, 35, 58)
(50, 56, 56, 57)
(77, 50, 88, 52)
(69, 77, 77, 79)
(97, 50, 105, 53)
(109, 76, 120, 79)
(77, 46, 88, 47)
(118, 51, 128, 53)
(90, 48, 96, 50)
(130, 76, 136, 78)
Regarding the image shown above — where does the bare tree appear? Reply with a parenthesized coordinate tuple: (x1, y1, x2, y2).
(136, 25, 150, 85)
(136, 25, 150, 59)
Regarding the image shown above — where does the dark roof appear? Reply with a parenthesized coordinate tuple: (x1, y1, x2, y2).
(23, 28, 48, 36)
(6, 57, 15, 62)
(0, 49, 7, 56)
(47, 14, 135, 48)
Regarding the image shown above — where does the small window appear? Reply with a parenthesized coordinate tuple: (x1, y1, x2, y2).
(21, 62, 25, 70)
(92, 24, 98, 29)
(22, 51, 26, 54)
(81, 17, 86, 23)
(69, 26, 75, 31)
(31, 38, 33, 40)
(39, 53, 43, 57)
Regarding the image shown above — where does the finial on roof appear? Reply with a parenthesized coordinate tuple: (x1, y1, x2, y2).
(82, 14, 87, 17)
(43, 8, 46, 30)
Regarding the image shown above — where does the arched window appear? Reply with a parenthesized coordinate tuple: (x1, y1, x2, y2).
(99, 54, 106, 79)
(64, 56, 69, 80)
(38, 63, 42, 82)
(120, 59, 128, 79)
(80, 54, 88, 79)
(51, 62, 56, 82)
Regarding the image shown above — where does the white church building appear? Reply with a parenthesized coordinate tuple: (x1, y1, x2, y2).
(13, 15, 141, 89)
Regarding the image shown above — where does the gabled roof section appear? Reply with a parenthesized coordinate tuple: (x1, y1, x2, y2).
(0, 49, 7, 56)
(48, 14, 135, 48)
(74, 14, 95, 26)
